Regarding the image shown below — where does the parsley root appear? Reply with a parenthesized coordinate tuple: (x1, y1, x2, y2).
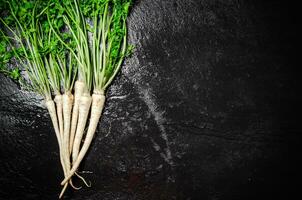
(1, 0, 133, 198)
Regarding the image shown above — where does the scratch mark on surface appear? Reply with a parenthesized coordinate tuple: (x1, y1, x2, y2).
(140, 87, 174, 166)
(122, 27, 174, 167)
(107, 94, 129, 100)
(123, 68, 174, 166)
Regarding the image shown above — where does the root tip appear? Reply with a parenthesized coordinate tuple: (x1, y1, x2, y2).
(59, 183, 68, 199)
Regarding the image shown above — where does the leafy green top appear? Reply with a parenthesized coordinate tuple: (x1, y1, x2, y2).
(53, 0, 134, 92)
(0, 0, 77, 97)
(0, 0, 133, 97)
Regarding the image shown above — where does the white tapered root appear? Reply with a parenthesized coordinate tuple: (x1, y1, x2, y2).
(62, 92, 74, 173)
(61, 92, 105, 185)
(46, 100, 70, 197)
(62, 92, 74, 152)
(54, 95, 64, 142)
(69, 81, 85, 153)
(45, 100, 61, 147)
(46, 100, 66, 175)
(54, 95, 68, 177)
(59, 182, 68, 199)
(72, 93, 92, 163)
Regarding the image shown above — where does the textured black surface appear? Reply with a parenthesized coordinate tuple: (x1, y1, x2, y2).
(0, 0, 300, 199)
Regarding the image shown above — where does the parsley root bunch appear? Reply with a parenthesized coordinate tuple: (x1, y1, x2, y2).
(0, 0, 133, 198)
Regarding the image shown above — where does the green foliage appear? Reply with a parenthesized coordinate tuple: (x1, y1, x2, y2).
(105, 0, 132, 78)
(0, 0, 77, 96)
(66, 0, 133, 90)
(0, 31, 21, 81)
(0, 0, 133, 95)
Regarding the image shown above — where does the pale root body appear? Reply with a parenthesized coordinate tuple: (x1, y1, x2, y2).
(62, 93, 74, 173)
(54, 95, 64, 142)
(61, 93, 105, 185)
(72, 93, 92, 163)
(56, 91, 90, 198)
(59, 93, 83, 198)
(46, 100, 67, 175)
(59, 183, 68, 199)
(45, 100, 61, 149)
(69, 81, 85, 153)
(54, 95, 68, 174)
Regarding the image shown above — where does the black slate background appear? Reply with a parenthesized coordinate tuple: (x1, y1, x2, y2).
(0, 0, 300, 199)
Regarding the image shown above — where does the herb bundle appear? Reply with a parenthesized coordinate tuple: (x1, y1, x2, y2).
(0, 0, 133, 198)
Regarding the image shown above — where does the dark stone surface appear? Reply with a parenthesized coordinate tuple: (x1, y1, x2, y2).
(0, 0, 300, 199)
